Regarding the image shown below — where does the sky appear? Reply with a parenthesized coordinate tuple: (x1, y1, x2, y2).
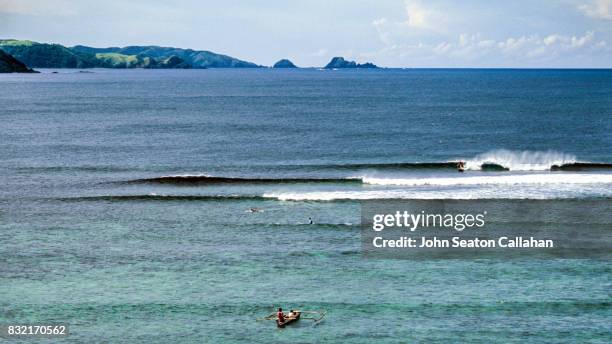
(1, 0, 611, 67)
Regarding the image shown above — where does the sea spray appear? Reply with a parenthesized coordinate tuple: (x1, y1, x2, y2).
(464, 150, 576, 171)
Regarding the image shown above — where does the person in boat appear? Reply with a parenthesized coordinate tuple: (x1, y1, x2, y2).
(277, 308, 285, 323)
(288, 310, 298, 318)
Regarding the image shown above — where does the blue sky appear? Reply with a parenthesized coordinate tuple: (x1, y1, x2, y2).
(1, 0, 611, 67)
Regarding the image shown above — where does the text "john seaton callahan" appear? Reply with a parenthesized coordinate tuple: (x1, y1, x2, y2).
(373, 236, 554, 248)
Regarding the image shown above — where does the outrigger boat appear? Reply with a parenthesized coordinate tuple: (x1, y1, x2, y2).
(258, 309, 326, 328)
(276, 311, 300, 328)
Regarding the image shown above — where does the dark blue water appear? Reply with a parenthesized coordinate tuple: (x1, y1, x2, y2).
(1, 69, 611, 343)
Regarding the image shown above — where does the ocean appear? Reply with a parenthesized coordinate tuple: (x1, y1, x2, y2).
(1, 68, 611, 343)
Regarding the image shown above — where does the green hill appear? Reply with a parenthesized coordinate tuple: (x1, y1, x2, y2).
(0, 49, 37, 73)
(72, 45, 259, 68)
(93, 52, 190, 69)
(0, 39, 260, 69)
(0, 40, 99, 68)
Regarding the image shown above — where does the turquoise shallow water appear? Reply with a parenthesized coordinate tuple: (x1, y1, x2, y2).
(1, 69, 611, 343)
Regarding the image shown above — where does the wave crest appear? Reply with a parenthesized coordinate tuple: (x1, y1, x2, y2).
(465, 150, 576, 171)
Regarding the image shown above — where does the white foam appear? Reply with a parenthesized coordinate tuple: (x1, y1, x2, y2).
(264, 190, 471, 201)
(263, 184, 611, 201)
(464, 149, 576, 171)
(362, 173, 612, 186)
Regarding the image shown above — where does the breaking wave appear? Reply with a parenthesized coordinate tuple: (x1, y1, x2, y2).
(119, 151, 611, 186)
(464, 150, 576, 171)
(285, 159, 611, 171)
(362, 173, 612, 186)
(263, 188, 612, 201)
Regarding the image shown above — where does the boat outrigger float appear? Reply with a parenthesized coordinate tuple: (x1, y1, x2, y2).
(257, 310, 326, 327)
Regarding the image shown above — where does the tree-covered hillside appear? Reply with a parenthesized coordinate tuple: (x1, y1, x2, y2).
(0, 40, 260, 69)
(0, 49, 37, 73)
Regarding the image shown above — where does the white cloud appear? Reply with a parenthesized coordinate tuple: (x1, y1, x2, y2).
(309, 48, 329, 57)
(0, 0, 77, 16)
(370, 30, 609, 66)
(372, 18, 392, 45)
(403, 0, 448, 31)
(367, 2, 611, 66)
(579, 0, 612, 20)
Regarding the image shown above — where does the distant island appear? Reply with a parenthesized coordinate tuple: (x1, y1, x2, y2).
(0, 39, 260, 69)
(324, 57, 378, 69)
(273, 59, 297, 68)
(0, 49, 37, 73)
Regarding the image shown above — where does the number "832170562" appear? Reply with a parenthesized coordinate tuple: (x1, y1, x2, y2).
(3, 324, 68, 337)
